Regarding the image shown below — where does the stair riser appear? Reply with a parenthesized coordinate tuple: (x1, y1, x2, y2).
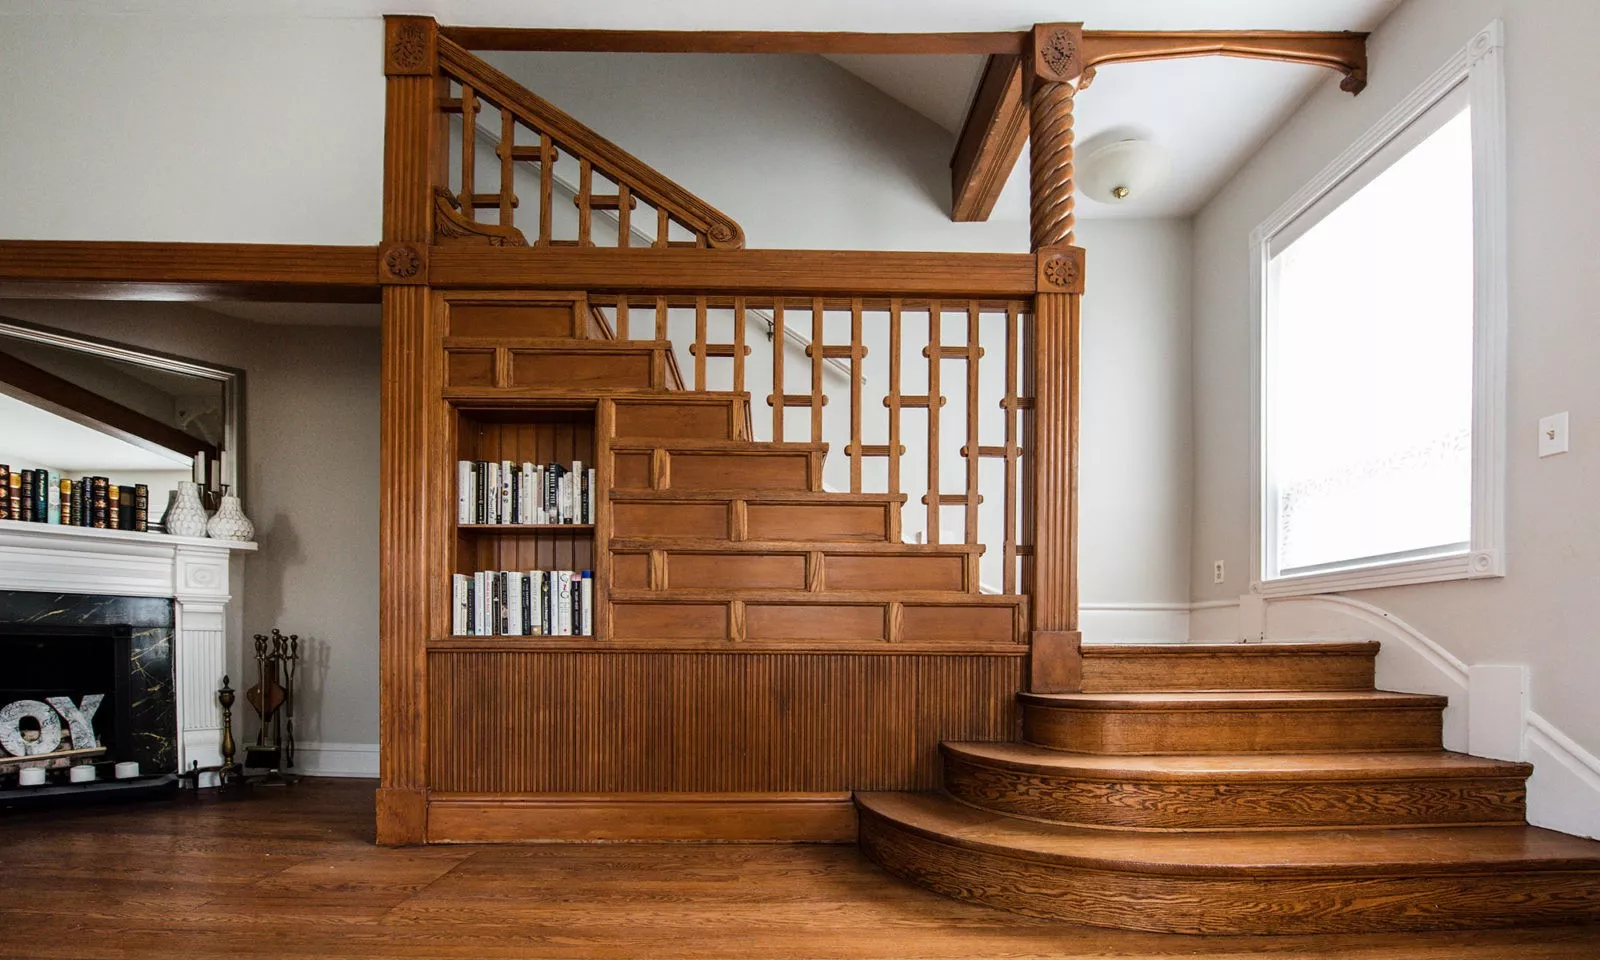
(942, 753, 1527, 829)
(1022, 703, 1443, 754)
(858, 810, 1600, 935)
(447, 345, 663, 392)
(1080, 652, 1375, 693)
(612, 400, 741, 441)
(609, 600, 1020, 643)
(610, 501, 894, 542)
(611, 551, 971, 593)
(613, 451, 819, 493)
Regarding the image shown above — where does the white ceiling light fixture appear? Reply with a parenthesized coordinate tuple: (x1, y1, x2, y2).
(1078, 137, 1173, 205)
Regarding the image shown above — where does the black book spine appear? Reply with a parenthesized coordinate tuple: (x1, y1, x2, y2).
(134, 484, 149, 532)
(90, 476, 109, 529)
(0, 464, 9, 521)
(19, 470, 33, 522)
(118, 487, 134, 531)
(32, 469, 47, 522)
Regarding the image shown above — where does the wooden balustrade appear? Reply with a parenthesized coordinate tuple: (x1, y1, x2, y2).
(591, 293, 1034, 595)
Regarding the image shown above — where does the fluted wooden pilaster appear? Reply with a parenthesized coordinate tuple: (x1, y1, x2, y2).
(378, 15, 438, 845)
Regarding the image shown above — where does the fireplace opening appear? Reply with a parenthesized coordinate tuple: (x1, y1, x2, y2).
(1, 622, 176, 804)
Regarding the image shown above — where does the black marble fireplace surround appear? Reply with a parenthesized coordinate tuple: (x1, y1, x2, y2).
(0, 592, 177, 787)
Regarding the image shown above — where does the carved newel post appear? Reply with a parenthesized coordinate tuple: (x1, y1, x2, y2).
(1028, 23, 1087, 692)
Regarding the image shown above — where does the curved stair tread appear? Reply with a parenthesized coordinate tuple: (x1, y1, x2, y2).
(856, 792, 1600, 877)
(609, 490, 907, 504)
(1019, 690, 1449, 710)
(942, 742, 1535, 781)
(1083, 641, 1380, 656)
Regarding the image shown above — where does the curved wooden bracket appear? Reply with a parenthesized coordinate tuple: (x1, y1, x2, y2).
(433, 187, 530, 247)
(1080, 31, 1368, 94)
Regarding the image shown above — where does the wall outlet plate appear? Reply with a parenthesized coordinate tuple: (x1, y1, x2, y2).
(1538, 412, 1570, 458)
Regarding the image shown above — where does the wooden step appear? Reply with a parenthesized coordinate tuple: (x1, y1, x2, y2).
(1080, 641, 1379, 693)
(610, 394, 749, 442)
(444, 338, 671, 393)
(1020, 691, 1446, 755)
(611, 439, 825, 494)
(608, 590, 1024, 644)
(609, 491, 903, 543)
(610, 540, 982, 593)
(856, 791, 1600, 934)
(941, 742, 1531, 829)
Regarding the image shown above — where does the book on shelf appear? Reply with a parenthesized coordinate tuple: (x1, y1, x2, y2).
(457, 460, 595, 525)
(451, 569, 594, 637)
(0, 465, 151, 532)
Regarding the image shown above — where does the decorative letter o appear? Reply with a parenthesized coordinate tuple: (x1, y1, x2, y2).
(0, 699, 63, 757)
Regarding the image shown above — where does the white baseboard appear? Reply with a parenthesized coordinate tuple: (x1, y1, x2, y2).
(1079, 602, 1190, 644)
(291, 741, 379, 778)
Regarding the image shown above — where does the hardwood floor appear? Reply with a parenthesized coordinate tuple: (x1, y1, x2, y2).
(0, 778, 1595, 959)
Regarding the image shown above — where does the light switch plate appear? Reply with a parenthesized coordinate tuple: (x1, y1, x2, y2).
(1538, 412, 1570, 458)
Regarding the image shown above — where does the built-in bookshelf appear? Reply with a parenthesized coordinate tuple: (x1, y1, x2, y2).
(451, 406, 599, 638)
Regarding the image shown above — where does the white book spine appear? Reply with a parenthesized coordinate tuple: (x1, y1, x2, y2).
(534, 466, 546, 524)
(507, 572, 523, 637)
(521, 461, 535, 524)
(580, 571, 593, 636)
(485, 462, 498, 525)
(499, 460, 512, 525)
(475, 571, 488, 636)
(556, 571, 572, 636)
(457, 461, 472, 524)
(587, 468, 597, 524)
(452, 574, 466, 636)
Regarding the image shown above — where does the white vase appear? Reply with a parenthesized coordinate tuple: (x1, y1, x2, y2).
(163, 481, 209, 538)
(206, 492, 255, 541)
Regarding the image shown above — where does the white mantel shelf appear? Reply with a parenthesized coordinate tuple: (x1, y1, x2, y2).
(0, 518, 257, 780)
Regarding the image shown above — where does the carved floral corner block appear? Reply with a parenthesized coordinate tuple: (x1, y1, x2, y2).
(378, 242, 428, 285)
(385, 17, 436, 76)
(1031, 23, 1085, 84)
(1036, 247, 1086, 295)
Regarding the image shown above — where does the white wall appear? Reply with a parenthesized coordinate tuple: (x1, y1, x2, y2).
(0, 300, 381, 764)
(1191, 0, 1600, 770)
(0, 15, 384, 244)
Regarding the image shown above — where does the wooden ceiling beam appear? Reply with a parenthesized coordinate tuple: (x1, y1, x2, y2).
(950, 54, 1027, 223)
(946, 29, 1368, 222)
(0, 241, 381, 302)
(1080, 31, 1369, 94)
(438, 27, 1025, 56)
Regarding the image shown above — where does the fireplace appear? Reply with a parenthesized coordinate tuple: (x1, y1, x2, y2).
(0, 593, 178, 803)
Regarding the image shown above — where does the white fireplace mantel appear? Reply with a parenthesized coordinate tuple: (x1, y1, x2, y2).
(0, 519, 255, 777)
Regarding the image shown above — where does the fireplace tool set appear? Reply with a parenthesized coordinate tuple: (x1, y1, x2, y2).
(180, 627, 301, 788)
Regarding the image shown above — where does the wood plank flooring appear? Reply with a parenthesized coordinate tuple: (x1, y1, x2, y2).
(0, 778, 1595, 959)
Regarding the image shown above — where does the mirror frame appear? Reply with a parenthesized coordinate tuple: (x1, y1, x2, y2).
(0, 315, 245, 498)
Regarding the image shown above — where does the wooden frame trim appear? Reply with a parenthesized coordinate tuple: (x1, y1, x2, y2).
(429, 247, 1037, 297)
(438, 27, 1025, 55)
(426, 792, 858, 843)
(0, 241, 380, 302)
(1081, 31, 1369, 94)
(950, 55, 1027, 223)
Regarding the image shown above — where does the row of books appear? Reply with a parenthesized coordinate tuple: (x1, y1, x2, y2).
(452, 570, 594, 637)
(457, 460, 595, 526)
(0, 466, 150, 531)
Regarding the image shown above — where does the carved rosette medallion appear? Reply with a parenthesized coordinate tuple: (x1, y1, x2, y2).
(385, 19, 433, 76)
(1033, 24, 1085, 83)
(379, 243, 426, 284)
(1037, 249, 1084, 293)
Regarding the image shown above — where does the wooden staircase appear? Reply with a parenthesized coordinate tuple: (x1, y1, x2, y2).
(858, 641, 1600, 935)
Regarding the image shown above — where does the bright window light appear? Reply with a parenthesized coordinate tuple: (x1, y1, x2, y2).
(1266, 106, 1474, 576)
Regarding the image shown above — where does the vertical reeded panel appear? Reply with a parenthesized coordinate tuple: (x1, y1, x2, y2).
(427, 651, 1023, 793)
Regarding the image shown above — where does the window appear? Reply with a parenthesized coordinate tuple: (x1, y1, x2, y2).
(1250, 23, 1506, 596)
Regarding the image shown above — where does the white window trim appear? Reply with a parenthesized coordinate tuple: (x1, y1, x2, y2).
(1249, 21, 1508, 599)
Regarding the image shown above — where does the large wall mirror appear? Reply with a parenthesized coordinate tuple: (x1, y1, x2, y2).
(0, 316, 242, 531)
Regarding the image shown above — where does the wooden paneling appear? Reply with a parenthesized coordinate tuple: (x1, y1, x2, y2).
(448, 302, 581, 338)
(1079, 641, 1379, 693)
(0, 240, 379, 302)
(429, 247, 1038, 298)
(426, 793, 858, 843)
(746, 501, 891, 541)
(508, 345, 658, 390)
(611, 397, 739, 440)
(950, 55, 1027, 223)
(610, 603, 726, 640)
(426, 650, 1022, 793)
(611, 499, 729, 539)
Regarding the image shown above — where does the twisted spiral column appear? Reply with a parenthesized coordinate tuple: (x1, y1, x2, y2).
(1029, 79, 1077, 252)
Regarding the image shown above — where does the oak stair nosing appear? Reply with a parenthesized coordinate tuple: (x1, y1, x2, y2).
(610, 438, 827, 454)
(610, 538, 984, 556)
(1082, 641, 1381, 658)
(610, 588, 1023, 605)
(1019, 690, 1449, 712)
(609, 490, 907, 505)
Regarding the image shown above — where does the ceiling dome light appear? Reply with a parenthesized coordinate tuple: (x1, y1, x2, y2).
(1078, 138, 1172, 205)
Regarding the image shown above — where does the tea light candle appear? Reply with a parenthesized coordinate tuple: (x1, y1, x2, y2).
(69, 765, 96, 783)
(17, 767, 45, 787)
(114, 761, 140, 779)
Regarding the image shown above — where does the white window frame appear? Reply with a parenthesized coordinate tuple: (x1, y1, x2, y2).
(1249, 21, 1508, 598)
